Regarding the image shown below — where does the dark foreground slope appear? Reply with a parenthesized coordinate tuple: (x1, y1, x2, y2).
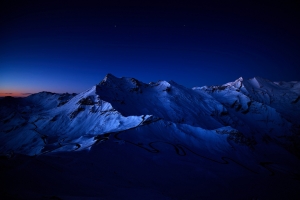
(1, 74, 300, 199)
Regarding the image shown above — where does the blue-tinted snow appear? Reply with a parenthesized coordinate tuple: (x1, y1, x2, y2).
(1, 74, 300, 199)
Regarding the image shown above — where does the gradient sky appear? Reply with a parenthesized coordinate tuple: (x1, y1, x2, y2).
(1, 1, 299, 97)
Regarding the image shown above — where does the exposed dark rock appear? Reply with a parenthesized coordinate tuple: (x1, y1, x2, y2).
(78, 96, 94, 105)
(163, 86, 171, 92)
(70, 106, 85, 119)
(227, 131, 257, 147)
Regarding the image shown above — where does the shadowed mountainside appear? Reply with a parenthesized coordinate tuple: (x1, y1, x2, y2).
(1, 74, 300, 199)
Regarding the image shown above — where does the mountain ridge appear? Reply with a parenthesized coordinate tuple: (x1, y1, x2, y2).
(1, 74, 300, 199)
(1, 74, 300, 156)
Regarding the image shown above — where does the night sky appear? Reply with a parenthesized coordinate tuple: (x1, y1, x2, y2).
(1, 1, 299, 97)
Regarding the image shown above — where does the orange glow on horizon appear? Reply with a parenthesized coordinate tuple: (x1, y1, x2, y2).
(0, 90, 32, 97)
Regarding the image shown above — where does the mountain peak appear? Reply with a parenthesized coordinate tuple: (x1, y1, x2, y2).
(99, 73, 118, 85)
(222, 77, 244, 89)
(1, 74, 300, 199)
(236, 77, 243, 82)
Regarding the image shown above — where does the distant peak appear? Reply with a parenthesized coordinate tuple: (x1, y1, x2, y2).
(249, 76, 269, 82)
(168, 80, 178, 85)
(236, 77, 243, 82)
(100, 73, 117, 84)
(30, 91, 56, 96)
(222, 77, 243, 89)
(106, 73, 115, 77)
(104, 73, 117, 79)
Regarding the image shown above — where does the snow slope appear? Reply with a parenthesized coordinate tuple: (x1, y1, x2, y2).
(1, 74, 300, 199)
(194, 77, 300, 157)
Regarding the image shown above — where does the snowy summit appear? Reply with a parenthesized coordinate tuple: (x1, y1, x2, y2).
(1, 74, 300, 199)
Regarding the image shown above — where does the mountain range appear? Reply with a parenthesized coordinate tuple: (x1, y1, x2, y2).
(1, 74, 300, 199)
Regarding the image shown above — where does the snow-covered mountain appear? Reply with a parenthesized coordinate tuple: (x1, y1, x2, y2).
(1, 74, 300, 199)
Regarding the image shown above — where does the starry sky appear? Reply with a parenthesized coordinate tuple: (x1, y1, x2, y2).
(1, 1, 299, 97)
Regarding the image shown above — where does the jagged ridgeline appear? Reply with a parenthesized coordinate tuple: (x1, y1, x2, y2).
(1, 74, 300, 156)
(1, 74, 300, 199)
